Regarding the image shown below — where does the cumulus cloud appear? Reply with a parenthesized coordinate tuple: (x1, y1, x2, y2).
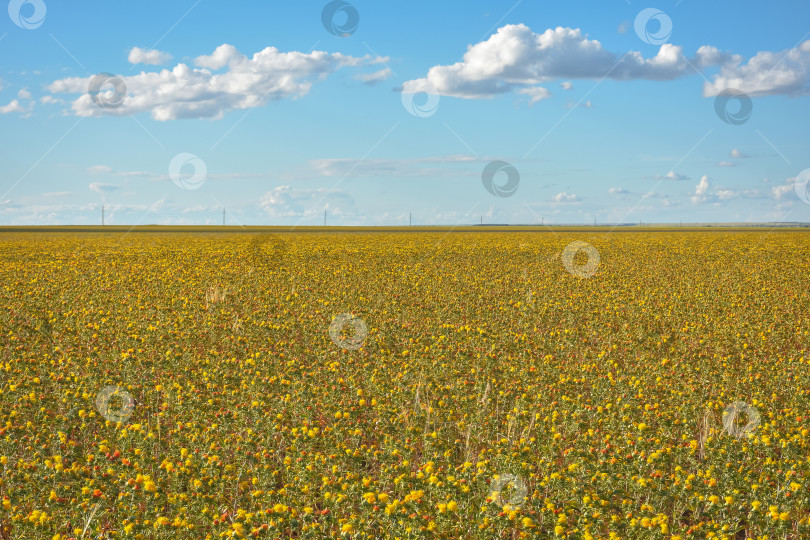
(693, 45, 742, 69)
(609, 187, 628, 194)
(88, 165, 113, 175)
(552, 191, 580, 203)
(310, 154, 490, 178)
(401, 24, 810, 104)
(0, 99, 28, 114)
(17, 88, 31, 100)
(730, 148, 746, 158)
(260, 185, 356, 218)
(560, 81, 573, 90)
(703, 40, 810, 97)
(771, 176, 800, 200)
(691, 175, 711, 204)
(49, 44, 383, 121)
(401, 24, 701, 102)
(564, 99, 592, 108)
(89, 183, 120, 193)
(355, 68, 393, 85)
(695, 175, 710, 195)
(127, 47, 172, 65)
(716, 161, 735, 167)
(518, 86, 552, 104)
(648, 170, 689, 181)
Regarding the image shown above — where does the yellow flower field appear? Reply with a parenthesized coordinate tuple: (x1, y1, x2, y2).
(0, 230, 808, 539)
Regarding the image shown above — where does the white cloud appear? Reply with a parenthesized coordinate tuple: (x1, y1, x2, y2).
(402, 25, 810, 103)
(42, 192, 73, 197)
(40, 95, 63, 104)
(310, 154, 490, 178)
(771, 184, 793, 199)
(648, 170, 689, 181)
(127, 47, 172, 65)
(355, 68, 393, 85)
(563, 99, 593, 109)
(0, 99, 26, 114)
(552, 191, 580, 203)
(716, 161, 735, 167)
(609, 187, 628, 194)
(401, 24, 697, 102)
(695, 175, 710, 195)
(260, 185, 356, 218)
(730, 148, 746, 158)
(664, 171, 688, 181)
(0, 98, 34, 116)
(17, 88, 31, 100)
(89, 183, 120, 193)
(693, 45, 741, 69)
(703, 40, 810, 97)
(518, 86, 553, 104)
(560, 81, 573, 90)
(50, 44, 380, 121)
(88, 165, 113, 175)
(691, 175, 711, 204)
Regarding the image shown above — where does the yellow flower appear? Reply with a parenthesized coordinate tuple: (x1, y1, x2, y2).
(447, 500, 457, 512)
(341, 523, 353, 533)
(554, 525, 565, 535)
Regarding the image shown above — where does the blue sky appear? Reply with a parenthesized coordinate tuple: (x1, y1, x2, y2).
(1, 0, 810, 225)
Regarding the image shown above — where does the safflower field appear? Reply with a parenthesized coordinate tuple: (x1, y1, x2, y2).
(0, 229, 808, 539)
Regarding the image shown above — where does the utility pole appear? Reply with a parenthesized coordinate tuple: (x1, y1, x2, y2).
(101, 205, 104, 226)
(222, 208, 226, 226)
(324, 210, 327, 227)
(541, 217, 544, 226)
(480, 216, 483, 225)
(409, 212, 411, 227)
